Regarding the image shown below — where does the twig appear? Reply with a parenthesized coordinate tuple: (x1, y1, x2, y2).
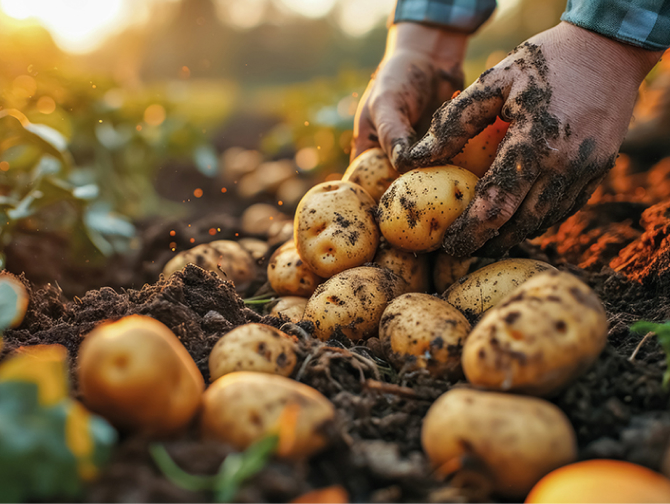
(629, 331, 654, 362)
(364, 379, 417, 398)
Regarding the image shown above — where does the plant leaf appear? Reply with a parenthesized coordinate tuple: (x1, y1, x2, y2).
(149, 444, 216, 492)
(194, 144, 219, 177)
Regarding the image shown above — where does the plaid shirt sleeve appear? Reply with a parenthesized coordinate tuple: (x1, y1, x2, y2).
(393, 0, 497, 34)
(562, 0, 670, 50)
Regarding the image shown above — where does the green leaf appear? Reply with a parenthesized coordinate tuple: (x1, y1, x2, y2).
(149, 444, 216, 492)
(631, 320, 670, 388)
(84, 207, 135, 238)
(0, 281, 19, 331)
(72, 184, 100, 200)
(23, 123, 68, 152)
(194, 145, 218, 177)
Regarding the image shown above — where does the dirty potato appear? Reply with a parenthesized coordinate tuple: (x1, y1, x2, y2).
(462, 270, 608, 396)
(294, 180, 379, 278)
(201, 371, 335, 459)
(208, 323, 297, 381)
(238, 237, 270, 262)
(303, 266, 406, 341)
(451, 117, 510, 178)
(270, 296, 308, 323)
(373, 241, 431, 293)
(78, 315, 204, 436)
(431, 251, 473, 293)
(341, 148, 399, 202)
(422, 388, 577, 497)
(379, 293, 470, 378)
(209, 240, 257, 292)
(268, 240, 324, 297)
(443, 259, 556, 322)
(378, 166, 478, 253)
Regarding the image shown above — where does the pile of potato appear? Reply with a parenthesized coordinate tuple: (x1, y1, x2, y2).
(73, 142, 670, 500)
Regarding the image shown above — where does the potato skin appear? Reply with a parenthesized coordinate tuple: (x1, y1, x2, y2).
(341, 148, 399, 202)
(378, 166, 478, 253)
(451, 117, 510, 178)
(431, 251, 473, 293)
(374, 242, 431, 293)
(78, 315, 204, 436)
(270, 296, 308, 323)
(201, 371, 335, 459)
(294, 180, 379, 278)
(422, 388, 576, 497)
(303, 266, 406, 341)
(208, 323, 297, 381)
(462, 270, 608, 396)
(443, 259, 556, 322)
(379, 293, 470, 378)
(268, 240, 324, 297)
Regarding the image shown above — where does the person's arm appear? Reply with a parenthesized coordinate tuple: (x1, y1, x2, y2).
(351, 0, 496, 165)
(404, 1, 668, 258)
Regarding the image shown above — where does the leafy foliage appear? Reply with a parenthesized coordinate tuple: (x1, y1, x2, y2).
(150, 435, 279, 502)
(631, 320, 670, 388)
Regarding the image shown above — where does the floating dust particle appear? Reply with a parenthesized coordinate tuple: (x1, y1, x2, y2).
(193, 188, 203, 198)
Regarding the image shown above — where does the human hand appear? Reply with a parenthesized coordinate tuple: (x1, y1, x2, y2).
(404, 22, 663, 257)
(351, 22, 468, 167)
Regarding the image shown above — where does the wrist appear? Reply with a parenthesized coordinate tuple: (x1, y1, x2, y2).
(384, 22, 468, 67)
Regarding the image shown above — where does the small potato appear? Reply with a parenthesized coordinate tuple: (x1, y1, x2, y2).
(422, 388, 577, 497)
(303, 266, 406, 341)
(78, 315, 204, 436)
(268, 240, 324, 297)
(527, 459, 670, 503)
(0, 274, 29, 328)
(451, 117, 510, 178)
(294, 180, 379, 278)
(462, 270, 608, 396)
(443, 259, 556, 321)
(270, 296, 309, 323)
(373, 242, 431, 293)
(341, 148, 399, 202)
(208, 323, 297, 381)
(431, 251, 473, 293)
(379, 293, 470, 378)
(201, 371, 335, 459)
(163, 244, 222, 278)
(378, 165, 478, 253)
(238, 237, 270, 262)
(241, 203, 289, 236)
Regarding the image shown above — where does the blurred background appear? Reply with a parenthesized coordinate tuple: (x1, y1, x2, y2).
(3, 0, 647, 295)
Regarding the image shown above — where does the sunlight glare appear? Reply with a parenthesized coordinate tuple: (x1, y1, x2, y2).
(337, 0, 394, 37)
(0, 0, 128, 53)
(278, 0, 336, 18)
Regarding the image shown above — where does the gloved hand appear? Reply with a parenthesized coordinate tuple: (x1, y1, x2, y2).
(403, 22, 663, 257)
(351, 22, 468, 167)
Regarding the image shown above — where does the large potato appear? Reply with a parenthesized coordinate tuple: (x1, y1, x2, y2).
(201, 371, 335, 459)
(431, 251, 472, 293)
(422, 388, 576, 497)
(443, 259, 556, 321)
(378, 165, 477, 253)
(268, 240, 324, 297)
(208, 323, 297, 381)
(374, 241, 431, 293)
(78, 315, 204, 436)
(379, 293, 470, 378)
(303, 266, 406, 341)
(295, 180, 379, 278)
(341, 148, 399, 202)
(270, 296, 308, 323)
(462, 270, 608, 396)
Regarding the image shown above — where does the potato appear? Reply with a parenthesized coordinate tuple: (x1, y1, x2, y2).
(208, 323, 297, 381)
(238, 237, 270, 262)
(451, 117, 510, 178)
(270, 296, 309, 323)
(373, 241, 431, 293)
(294, 180, 379, 278)
(443, 258, 556, 321)
(527, 459, 670, 503)
(379, 293, 470, 378)
(431, 251, 473, 293)
(341, 148, 399, 202)
(462, 270, 608, 396)
(268, 240, 324, 297)
(422, 388, 576, 497)
(241, 203, 289, 236)
(378, 165, 478, 253)
(163, 241, 256, 293)
(78, 315, 204, 436)
(201, 371, 335, 459)
(0, 274, 29, 328)
(303, 266, 406, 341)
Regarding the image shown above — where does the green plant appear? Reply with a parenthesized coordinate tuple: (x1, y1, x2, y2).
(150, 434, 278, 502)
(631, 320, 670, 388)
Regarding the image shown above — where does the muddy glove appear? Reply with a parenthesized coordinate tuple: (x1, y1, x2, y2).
(351, 22, 468, 167)
(403, 22, 663, 258)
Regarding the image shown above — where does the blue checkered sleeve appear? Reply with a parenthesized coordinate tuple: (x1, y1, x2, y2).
(562, 0, 670, 50)
(394, 0, 497, 34)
